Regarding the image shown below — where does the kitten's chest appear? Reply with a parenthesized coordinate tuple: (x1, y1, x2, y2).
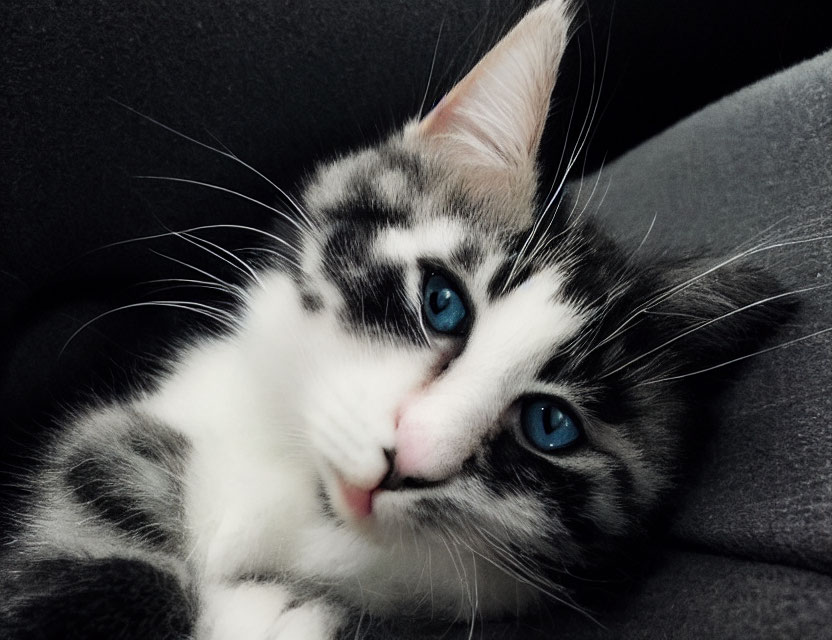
(184, 445, 324, 580)
(137, 323, 320, 579)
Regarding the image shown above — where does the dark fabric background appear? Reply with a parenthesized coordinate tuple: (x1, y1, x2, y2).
(2, 1, 832, 638)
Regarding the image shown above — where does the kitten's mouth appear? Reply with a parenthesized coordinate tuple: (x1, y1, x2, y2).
(335, 474, 377, 520)
(328, 459, 449, 523)
(331, 472, 447, 524)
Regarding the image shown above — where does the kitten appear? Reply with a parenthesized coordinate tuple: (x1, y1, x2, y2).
(0, 1, 790, 638)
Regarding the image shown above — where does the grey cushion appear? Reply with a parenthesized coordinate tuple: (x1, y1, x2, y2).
(563, 48, 832, 637)
(590, 48, 832, 571)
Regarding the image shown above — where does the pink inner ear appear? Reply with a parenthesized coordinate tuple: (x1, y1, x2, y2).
(420, 98, 448, 136)
(418, 71, 475, 139)
(406, 0, 570, 226)
(411, 0, 568, 170)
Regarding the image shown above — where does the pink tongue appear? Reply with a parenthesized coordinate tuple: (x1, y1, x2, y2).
(339, 478, 373, 518)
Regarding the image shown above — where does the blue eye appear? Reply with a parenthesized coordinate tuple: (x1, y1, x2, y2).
(423, 273, 468, 334)
(521, 398, 582, 452)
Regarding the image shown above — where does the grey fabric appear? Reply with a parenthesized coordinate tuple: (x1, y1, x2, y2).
(587, 48, 832, 574)
(559, 48, 831, 637)
(373, 551, 832, 639)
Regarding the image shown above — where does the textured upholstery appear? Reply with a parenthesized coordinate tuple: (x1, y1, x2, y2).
(559, 48, 832, 639)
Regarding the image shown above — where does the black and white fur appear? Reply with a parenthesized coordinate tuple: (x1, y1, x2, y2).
(0, 2, 790, 638)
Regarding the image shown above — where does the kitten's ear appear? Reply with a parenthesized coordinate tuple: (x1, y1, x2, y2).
(637, 261, 795, 380)
(404, 0, 571, 226)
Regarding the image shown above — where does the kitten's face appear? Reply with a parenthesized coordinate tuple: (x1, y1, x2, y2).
(294, 146, 646, 566)
(238, 0, 784, 616)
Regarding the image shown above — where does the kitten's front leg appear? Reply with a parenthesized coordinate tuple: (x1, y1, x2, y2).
(198, 581, 346, 640)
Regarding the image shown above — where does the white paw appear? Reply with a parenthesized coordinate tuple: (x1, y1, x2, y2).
(197, 582, 343, 640)
(269, 599, 344, 640)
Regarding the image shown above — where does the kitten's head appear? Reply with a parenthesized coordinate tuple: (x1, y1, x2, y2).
(243, 0, 788, 617)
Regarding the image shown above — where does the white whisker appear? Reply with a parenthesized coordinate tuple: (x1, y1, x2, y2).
(177, 230, 264, 290)
(110, 99, 315, 230)
(600, 283, 831, 379)
(135, 175, 309, 235)
(59, 300, 238, 356)
(586, 233, 832, 358)
(639, 326, 832, 386)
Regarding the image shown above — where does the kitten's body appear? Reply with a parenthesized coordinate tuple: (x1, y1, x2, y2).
(1, 2, 791, 638)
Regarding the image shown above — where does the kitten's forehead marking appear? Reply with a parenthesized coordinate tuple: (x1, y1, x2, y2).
(375, 221, 583, 357)
(305, 149, 419, 215)
(376, 169, 410, 207)
(304, 151, 377, 212)
(374, 218, 467, 264)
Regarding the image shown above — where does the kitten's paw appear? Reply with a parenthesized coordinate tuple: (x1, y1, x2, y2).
(198, 583, 344, 640)
(269, 599, 345, 640)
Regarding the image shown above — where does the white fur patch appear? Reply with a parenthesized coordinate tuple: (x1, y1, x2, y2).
(198, 583, 344, 640)
(395, 269, 584, 479)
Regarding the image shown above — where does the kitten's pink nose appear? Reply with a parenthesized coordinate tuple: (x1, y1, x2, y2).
(394, 413, 433, 478)
(395, 392, 471, 482)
